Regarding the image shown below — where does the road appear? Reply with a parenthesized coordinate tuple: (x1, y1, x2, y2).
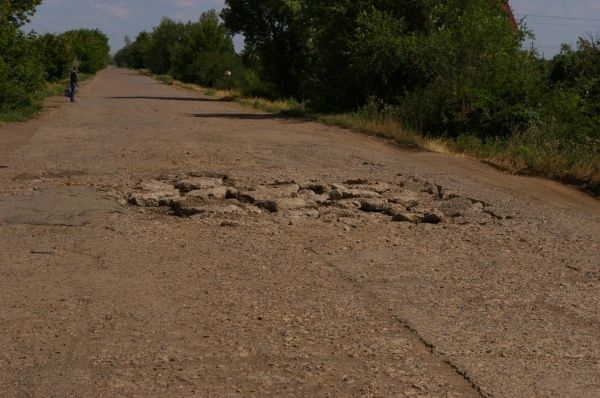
(1, 67, 599, 397)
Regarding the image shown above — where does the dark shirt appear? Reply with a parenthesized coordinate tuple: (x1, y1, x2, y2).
(70, 70, 79, 85)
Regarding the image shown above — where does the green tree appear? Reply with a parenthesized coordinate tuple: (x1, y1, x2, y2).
(61, 29, 110, 74)
(145, 18, 185, 74)
(550, 37, 600, 86)
(395, 0, 538, 137)
(298, 0, 538, 137)
(0, 0, 43, 26)
(544, 37, 600, 143)
(221, 0, 303, 95)
(222, 0, 539, 137)
(131, 32, 152, 69)
(35, 33, 75, 81)
(298, 0, 430, 109)
(171, 10, 241, 87)
(0, 0, 45, 115)
(114, 32, 152, 69)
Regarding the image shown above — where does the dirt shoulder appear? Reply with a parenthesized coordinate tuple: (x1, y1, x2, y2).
(1, 67, 598, 397)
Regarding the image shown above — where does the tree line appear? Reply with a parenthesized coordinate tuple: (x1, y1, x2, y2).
(1, 1, 109, 118)
(115, 11, 250, 93)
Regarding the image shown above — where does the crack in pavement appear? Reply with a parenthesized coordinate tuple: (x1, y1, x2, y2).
(326, 261, 491, 398)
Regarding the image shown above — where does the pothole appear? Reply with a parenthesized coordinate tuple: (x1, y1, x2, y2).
(125, 173, 511, 226)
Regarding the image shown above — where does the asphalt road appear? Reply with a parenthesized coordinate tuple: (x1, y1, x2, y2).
(1, 67, 599, 397)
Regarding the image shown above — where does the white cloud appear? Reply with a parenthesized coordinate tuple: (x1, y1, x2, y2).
(94, 2, 130, 19)
(174, 0, 199, 8)
(171, 0, 223, 9)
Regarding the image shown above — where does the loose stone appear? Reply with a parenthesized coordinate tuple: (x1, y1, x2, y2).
(359, 198, 390, 213)
(175, 177, 223, 193)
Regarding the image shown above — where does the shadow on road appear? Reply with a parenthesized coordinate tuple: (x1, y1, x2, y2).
(109, 96, 218, 102)
(187, 113, 283, 120)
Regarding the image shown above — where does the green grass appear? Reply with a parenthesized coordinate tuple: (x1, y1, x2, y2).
(235, 97, 306, 117)
(317, 113, 424, 149)
(155, 75, 174, 85)
(0, 103, 44, 123)
(450, 132, 600, 196)
(0, 73, 94, 123)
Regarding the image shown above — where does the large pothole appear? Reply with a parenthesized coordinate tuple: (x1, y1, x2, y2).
(126, 173, 509, 226)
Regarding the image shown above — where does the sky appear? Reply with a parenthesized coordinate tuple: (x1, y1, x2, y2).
(24, 0, 600, 57)
(511, 0, 600, 56)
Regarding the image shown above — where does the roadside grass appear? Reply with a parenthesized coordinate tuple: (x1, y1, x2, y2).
(146, 71, 600, 197)
(0, 73, 94, 123)
(237, 97, 306, 116)
(172, 80, 307, 116)
(450, 132, 600, 196)
(317, 113, 425, 149)
(155, 75, 174, 85)
(0, 102, 44, 123)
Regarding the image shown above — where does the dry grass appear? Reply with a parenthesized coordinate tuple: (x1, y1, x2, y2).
(172, 80, 306, 115)
(166, 74, 429, 149)
(173, 81, 240, 101)
(318, 114, 424, 149)
(236, 97, 306, 116)
(422, 138, 455, 155)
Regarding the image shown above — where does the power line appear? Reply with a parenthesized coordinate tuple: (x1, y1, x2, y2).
(515, 13, 600, 22)
(526, 21, 600, 29)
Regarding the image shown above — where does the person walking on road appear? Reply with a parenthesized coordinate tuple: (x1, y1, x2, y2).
(69, 67, 79, 103)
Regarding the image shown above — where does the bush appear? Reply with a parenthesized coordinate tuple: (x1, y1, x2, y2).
(34, 33, 75, 81)
(144, 18, 185, 75)
(0, 3, 109, 121)
(0, 27, 45, 115)
(155, 75, 174, 85)
(61, 29, 110, 74)
(239, 69, 279, 99)
(221, 0, 303, 96)
(114, 32, 151, 69)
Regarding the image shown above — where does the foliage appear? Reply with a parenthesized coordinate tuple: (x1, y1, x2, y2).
(237, 68, 280, 98)
(217, 0, 599, 192)
(144, 18, 186, 74)
(547, 36, 600, 142)
(0, 1, 109, 120)
(0, 0, 45, 115)
(114, 31, 151, 69)
(0, 0, 42, 26)
(220, 0, 538, 137)
(115, 11, 245, 89)
(295, 0, 537, 138)
(0, 27, 44, 115)
(221, 0, 303, 96)
(34, 33, 75, 81)
(298, 0, 423, 110)
(397, 1, 540, 138)
(171, 11, 242, 87)
(60, 29, 110, 74)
